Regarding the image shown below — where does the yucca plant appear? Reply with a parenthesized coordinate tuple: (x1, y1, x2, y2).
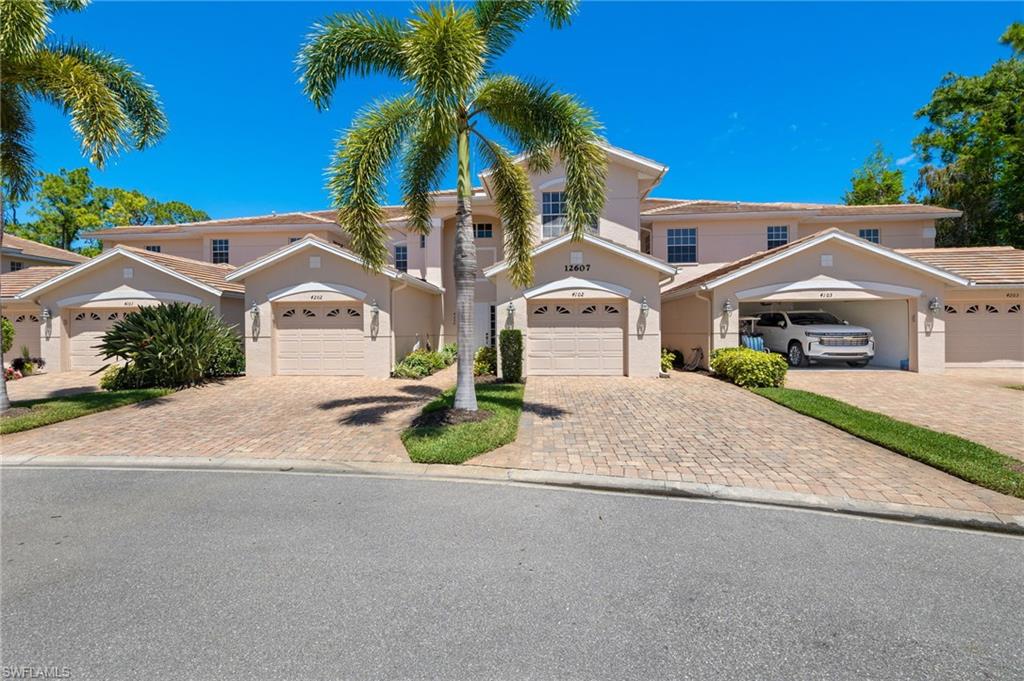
(298, 0, 606, 411)
(97, 303, 242, 388)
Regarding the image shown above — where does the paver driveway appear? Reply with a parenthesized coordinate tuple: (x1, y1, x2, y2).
(786, 368, 1024, 460)
(470, 374, 1024, 519)
(2, 369, 453, 463)
(6, 371, 99, 402)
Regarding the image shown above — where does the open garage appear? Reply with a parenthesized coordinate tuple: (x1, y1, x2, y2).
(661, 229, 971, 373)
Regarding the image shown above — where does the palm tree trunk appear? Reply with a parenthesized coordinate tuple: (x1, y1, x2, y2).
(0, 206, 11, 413)
(453, 126, 478, 411)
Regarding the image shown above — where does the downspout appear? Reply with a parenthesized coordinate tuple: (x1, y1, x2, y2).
(390, 278, 407, 373)
(695, 287, 712, 368)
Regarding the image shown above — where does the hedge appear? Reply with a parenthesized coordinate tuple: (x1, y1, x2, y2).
(499, 329, 523, 382)
(709, 346, 787, 388)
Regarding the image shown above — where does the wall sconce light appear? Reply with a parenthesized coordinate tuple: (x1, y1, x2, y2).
(249, 301, 259, 322)
(928, 297, 941, 312)
(371, 299, 380, 317)
(640, 297, 649, 314)
(722, 299, 735, 314)
(41, 307, 51, 322)
(507, 301, 515, 316)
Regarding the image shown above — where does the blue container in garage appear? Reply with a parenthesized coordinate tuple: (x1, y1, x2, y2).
(899, 359, 910, 371)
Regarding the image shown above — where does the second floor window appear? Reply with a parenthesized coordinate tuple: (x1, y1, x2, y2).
(395, 244, 408, 272)
(211, 239, 229, 264)
(474, 223, 493, 239)
(767, 225, 788, 249)
(667, 228, 697, 264)
(9, 261, 24, 271)
(542, 191, 598, 238)
(145, 245, 162, 253)
(858, 228, 880, 244)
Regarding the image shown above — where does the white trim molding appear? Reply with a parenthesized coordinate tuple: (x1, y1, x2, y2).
(267, 281, 368, 303)
(735, 276, 923, 301)
(15, 247, 224, 301)
(484, 232, 676, 279)
(55, 287, 204, 308)
(523, 277, 631, 300)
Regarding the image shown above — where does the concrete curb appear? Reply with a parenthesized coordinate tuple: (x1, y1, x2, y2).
(3, 454, 1023, 537)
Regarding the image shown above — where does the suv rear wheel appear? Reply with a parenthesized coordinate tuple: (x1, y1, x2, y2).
(787, 341, 807, 367)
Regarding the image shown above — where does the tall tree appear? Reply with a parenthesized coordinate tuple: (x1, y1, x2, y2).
(298, 0, 606, 411)
(913, 22, 1024, 247)
(0, 0, 166, 412)
(100, 188, 209, 226)
(843, 143, 906, 205)
(21, 167, 104, 250)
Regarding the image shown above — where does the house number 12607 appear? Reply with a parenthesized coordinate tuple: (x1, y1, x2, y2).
(564, 264, 590, 272)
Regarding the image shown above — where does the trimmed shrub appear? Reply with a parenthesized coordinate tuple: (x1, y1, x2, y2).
(393, 349, 448, 379)
(10, 349, 45, 375)
(440, 343, 457, 365)
(660, 348, 678, 373)
(205, 333, 245, 378)
(710, 346, 787, 388)
(96, 302, 243, 389)
(99, 364, 147, 391)
(474, 346, 497, 376)
(499, 329, 523, 383)
(1, 316, 12, 355)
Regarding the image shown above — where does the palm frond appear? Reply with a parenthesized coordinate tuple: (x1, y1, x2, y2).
(0, 84, 35, 201)
(0, 0, 48, 62)
(474, 132, 535, 287)
(474, 74, 605, 239)
(474, 0, 578, 64)
(328, 95, 419, 271)
(46, 0, 90, 12)
(402, 4, 485, 109)
(19, 47, 129, 167)
(49, 42, 167, 149)
(297, 12, 407, 111)
(402, 109, 455, 234)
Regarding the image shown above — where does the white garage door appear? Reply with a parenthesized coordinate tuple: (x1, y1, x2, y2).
(528, 301, 625, 376)
(275, 304, 365, 376)
(945, 302, 1024, 366)
(6, 312, 41, 358)
(69, 309, 128, 370)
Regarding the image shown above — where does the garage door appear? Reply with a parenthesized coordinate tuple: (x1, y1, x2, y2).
(6, 312, 41, 358)
(275, 304, 365, 375)
(528, 301, 625, 376)
(945, 302, 1024, 366)
(69, 309, 127, 370)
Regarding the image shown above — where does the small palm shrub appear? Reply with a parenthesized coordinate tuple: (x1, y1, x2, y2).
(499, 330, 523, 383)
(440, 343, 458, 365)
(710, 347, 787, 388)
(661, 348, 678, 373)
(97, 303, 243, 389)
(474, 346, 497, 376)
(393, 349, 448, 379)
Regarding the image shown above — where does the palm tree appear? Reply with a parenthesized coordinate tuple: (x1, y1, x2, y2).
(298, 0, 606, 411)
(0, 0, 166, 412)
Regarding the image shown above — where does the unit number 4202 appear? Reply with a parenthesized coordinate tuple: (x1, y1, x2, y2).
(564, 264, 590, 272)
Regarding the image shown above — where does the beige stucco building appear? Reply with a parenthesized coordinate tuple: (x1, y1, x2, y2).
(8, 143, 1023, 376)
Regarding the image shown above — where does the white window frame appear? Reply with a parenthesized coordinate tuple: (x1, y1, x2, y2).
(8, 261, 24, 271)
(542, 191, 597, 239)
(858, 228, 880, 244)
(766, 225, 788, 249)
(474, 223, 493, 239)
(666, 227, 698, 264)
(145, 245, 162, 253)
(211, 239, 229, 264)
(394, 243, 408, 272)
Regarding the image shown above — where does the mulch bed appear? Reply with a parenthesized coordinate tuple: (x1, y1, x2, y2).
(412, 407, 493, 429)
(1, 407, 35, 419)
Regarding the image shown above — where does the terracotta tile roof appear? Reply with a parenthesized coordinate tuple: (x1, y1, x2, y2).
(117, 246, 245, 294)
(90, 211, 340, 237)
(640, 198, 958, 217)
(898, 246, 1024, 285)
(1, 234, 89, 264)
(1, 267, 71, 298)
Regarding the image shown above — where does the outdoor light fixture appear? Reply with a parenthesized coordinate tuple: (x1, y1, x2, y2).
(929, 297, 941, 312)
(640, 297, 649, 314)
(41, 307, 51, 322)
(249, 301, 259, 321)
(371, 299, 380, 316)
(507, 301, 515, 315)
(722, 299, 735, 314)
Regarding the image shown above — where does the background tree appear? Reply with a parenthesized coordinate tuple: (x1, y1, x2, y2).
(100, 188, 209, 226)
(913, 22, 1023, 247)
(0, 0, 166, 412)
(842, 143, 906, 205)
(299, 0, 607, 411)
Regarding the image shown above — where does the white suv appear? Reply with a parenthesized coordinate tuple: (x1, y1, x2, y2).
(754, 310, 875, 367)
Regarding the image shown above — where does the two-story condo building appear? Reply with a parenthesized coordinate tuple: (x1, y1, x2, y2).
(12, 144, 1024, 376)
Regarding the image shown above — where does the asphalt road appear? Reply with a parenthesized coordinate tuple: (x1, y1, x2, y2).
(2, 468, 1021, 680)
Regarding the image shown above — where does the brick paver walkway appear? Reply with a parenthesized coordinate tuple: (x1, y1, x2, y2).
(471, 374, 1024, 519)
(2, 369, 454, 463)
(7, 371, 100, 402)
(786, 369, 1024, 460)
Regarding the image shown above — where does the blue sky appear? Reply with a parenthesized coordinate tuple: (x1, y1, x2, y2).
(33, 1, 1019, 219)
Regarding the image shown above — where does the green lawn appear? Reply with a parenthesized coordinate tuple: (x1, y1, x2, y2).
(1006, 384, 1024, 392)
(752, 387, 1024, 499)
(1, 388, 173, 435)
(403, 383, 524, 464)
